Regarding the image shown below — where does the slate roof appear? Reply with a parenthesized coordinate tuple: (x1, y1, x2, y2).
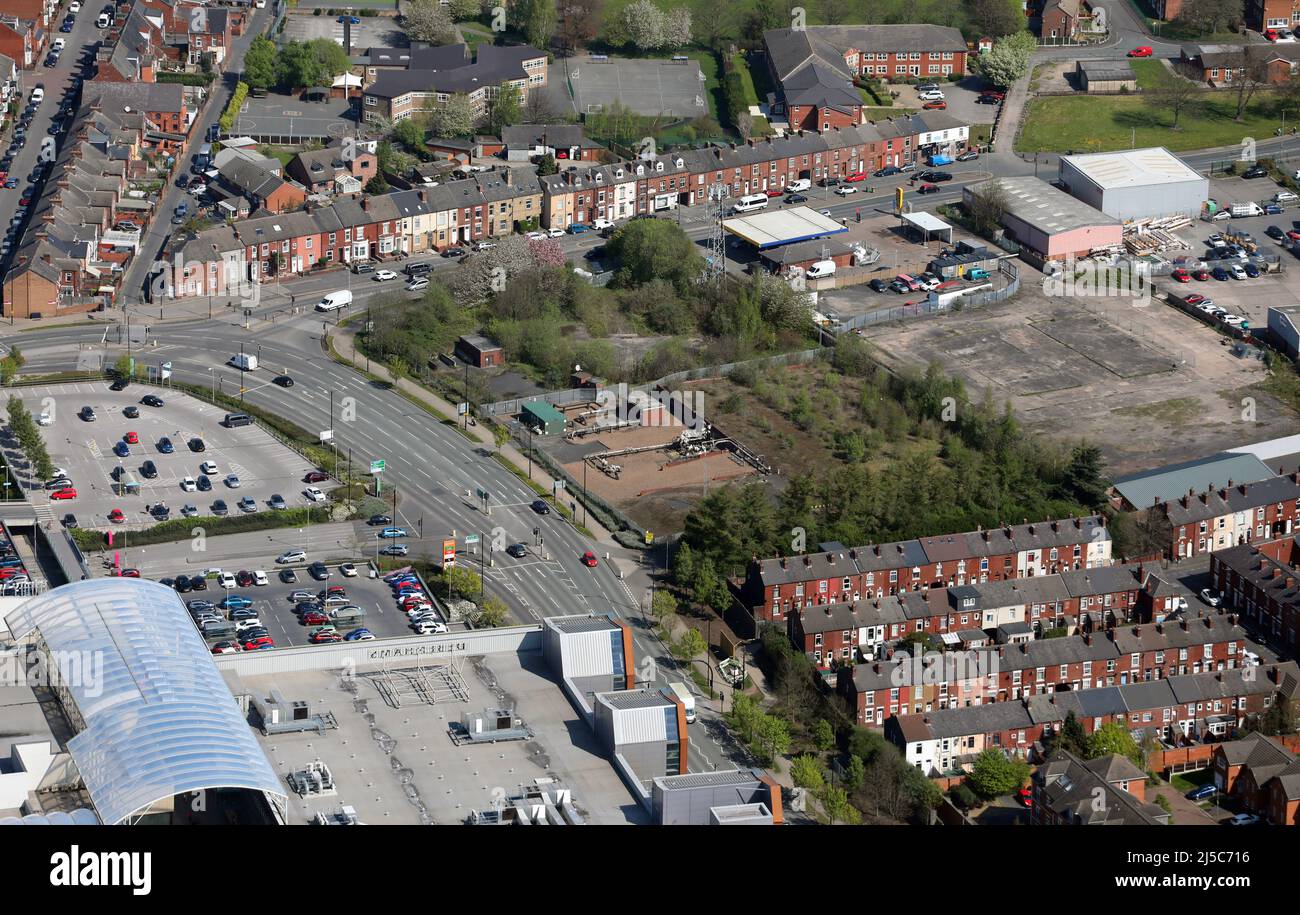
(1036, 749, 1167, 825)
(1114, 452, 1275, 510)
(364, 42, 544, 99)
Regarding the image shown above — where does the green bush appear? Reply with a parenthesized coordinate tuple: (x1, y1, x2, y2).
(73, 506, 334, 550)
(949, 783, 979, 810)
(219, 82, 249, 134)
(156, 72, 215, 86)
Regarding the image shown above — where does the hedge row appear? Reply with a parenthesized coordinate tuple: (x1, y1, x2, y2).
(157, 71, 215, 86)
(219, 82, 248, 134)
(72, 506, 332, 551)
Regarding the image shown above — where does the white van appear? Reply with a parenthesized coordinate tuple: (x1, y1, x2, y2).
(732, 193, 769, 214)
(806, 259, 837, 279)
(315, 289, 353, 312)
(1230, 202, 1264, 218)
(787, 178, 812, 193)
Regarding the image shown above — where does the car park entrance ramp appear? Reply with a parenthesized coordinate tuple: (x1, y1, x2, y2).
(723, 206, 848, 249)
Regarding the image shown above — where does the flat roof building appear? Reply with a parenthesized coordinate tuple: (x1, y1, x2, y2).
(967, 176, 1122, 261)
(1058, 147, 1209, 221)
(723, 206, 848, 249)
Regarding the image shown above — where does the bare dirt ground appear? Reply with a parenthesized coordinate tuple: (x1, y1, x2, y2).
(862, 282, 1300, 476)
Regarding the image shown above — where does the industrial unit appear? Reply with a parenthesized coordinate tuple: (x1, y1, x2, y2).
(1057, 147, 1209, 221)
(967, 176, 1122, 261)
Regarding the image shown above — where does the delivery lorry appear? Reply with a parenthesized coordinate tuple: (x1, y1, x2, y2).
(663, 682, 696, 724)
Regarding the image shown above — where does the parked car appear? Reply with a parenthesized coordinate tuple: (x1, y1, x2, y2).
(1201, 588, 1222, 607)
(1185, 783, 1216, 801)
(1127, 46, 1154, 57)
(1242, 165, 1269, 179)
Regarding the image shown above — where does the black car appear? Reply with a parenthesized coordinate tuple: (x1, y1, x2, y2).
(175, 174, 189, 189)
(916, 184, 941, 195)
(109, 377, 129, 391)
(123, 405, 139, 418)
(873, 166, 902, 178)
(975, 94, 1000, 105)
(530, 499, 551, 515)
(211, 499, 228, 516)
(1267, 225, 1286, 239)
(140, 460, 157, 479)
(819, 176, 840, 187)
(869, 278, 888, 293)
(190, 576, 207, 591)
(786, 193, 809, 204)
(506, 543, 528, 558)
(918, 171, 953, 183)
(273, 375, 293, 387)
(62, 513, 78, 529)
(142, 394, 163, 407)
(367, 514, 392, 526)
(150, 504, 170, 520)
(188, 437, 205, 452)
(1243, 165, 1269, 179)
(196, 475, 212, 492)
(175, 575, 192, 593)
(442, 247, 467, 258)
(308, 561, 330, 580)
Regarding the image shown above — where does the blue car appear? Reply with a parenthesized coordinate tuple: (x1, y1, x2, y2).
(1185, 783, 1216, 801)
(59, 22, 72, 32)
(379, 527, 408, 538)
(344, 628, 373, 641)
(219, 595, 253, 610)
(113, 441, 130, 457)
(1244, 261, 1261, 278)
(157, 437, 174, 454)
(566, 223, 591, 234)
(1211, 266, 1231, 281)
(338, 14, 360, 23)
(1265, 203, 1283, 215)
(3, 178, 15, 188)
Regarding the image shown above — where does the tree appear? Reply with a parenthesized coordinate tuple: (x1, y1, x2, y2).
(478, 596, 509, 627)
(672, 541, 698, 592)
(976, 41, 1031, 88)
(843, 755, 866, 793)
(819, 0, 850, 25)
(447, 0, 482, 20)
(243, 35, 276, 90)
(624, 0, 666, 51)
(428, 93, 477, 138)
(965, 179, 1009, 239)
(389, 118, 428, 155)
(308, 38, 352, 79)
(791, 754, 826, 791)
(1052, 711, 1089, 757)
(557, 0, 602, 55)
(536, 152, 558, 175)
(490, 81, 523, 135)
(672, 627, 707, 661)
(1086, 721, 1144, 765)
(520, 0, 557, 49)
(404, 0, 457, 44)
(662, 7, 692, 50)
(971, 0, 1027, 37)
(441, 565, 483, 600)
(966, 749, 1031, 799)
(275, 42, 322, 90)
(813, 718, 836, 752)
(365, 175, 390, 194)
(607, 218, 705, 295)
(1063, 443, 1108, 507)
(1145, 72, 1204, 130)
(113, 354, 136, 379)
(755, 713, 791, 763)
(523, 88, 558, 123)
(1175, 0, 1244, 35)
(1230, 53, 1270, 120)
(650, 589, 678, 626)
(819, 785, 861, 825)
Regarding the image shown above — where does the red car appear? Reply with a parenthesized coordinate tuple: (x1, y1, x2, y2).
(980, 89, 1006, 100)
(50, 487, 77, 500)
(922, 100, 946, 110)
(304, 470, 329, 484)
(119, 568, 141, 578)
(844, 172, 867, 182)
(325, 585, 347, 596)
(1171, 269, 1191, 282)
(394, 582, 422, 593)
(0, 171, 7, 183)
(1287, 230, 1300, 242)
(108, 508, 125, 523)
(581, 551, 599, 568)
(1128, 46, 1153, 57)
(1016, 787, 1033, 808)
(0, 567, 24, 580)
(310, 631, 343, 644)
(301, 610, 329, 625)
(1184, 293, 1207, 305)
(211, 641, 240, 654)
(765, 187, 784, 197)
(1192, 268, 1211, 281)
(1266, 28, 1280, 40)
(236, 570, 254, 586)
(124, 431, 139, 444)
(241, 636, 273, 651)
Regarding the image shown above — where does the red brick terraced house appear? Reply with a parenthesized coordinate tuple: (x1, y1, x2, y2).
(739, 515, 1111, 626)
(0, 16, 39, 69)
(886, 661, 1300, 776)
(1211, 731, 1300, 824)
(837, 615, 1252, 727)
(1031, 750, 1168, 824)
(1154, 473, 1300, 559)
(1210, 533, 1300, 651)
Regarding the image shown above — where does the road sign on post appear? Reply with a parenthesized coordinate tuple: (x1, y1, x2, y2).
(370, 459, 385, 474)
(442, 538, 457, 568)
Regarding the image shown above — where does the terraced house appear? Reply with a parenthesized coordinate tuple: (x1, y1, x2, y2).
(741, 515, 1111, 626)
(887, 661, 1300, 775)
(1210, 533, 1300, 650)
(1155, 473, 1300, 559)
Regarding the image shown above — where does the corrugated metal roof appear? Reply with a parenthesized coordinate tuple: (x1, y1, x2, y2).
(1062, 147, 1203, 190)
(1113, 452, 1274, 509)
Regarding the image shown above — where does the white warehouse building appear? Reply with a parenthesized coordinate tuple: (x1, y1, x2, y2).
(1056, 147, 1209, 222)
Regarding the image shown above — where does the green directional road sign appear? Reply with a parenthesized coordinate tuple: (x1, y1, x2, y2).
(370, 459, 385, 474)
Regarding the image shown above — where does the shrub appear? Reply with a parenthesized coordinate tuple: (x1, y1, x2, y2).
(949, 783, 980, 810)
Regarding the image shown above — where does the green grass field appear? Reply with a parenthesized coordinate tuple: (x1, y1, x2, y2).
(1017, 91, 1288, 153)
